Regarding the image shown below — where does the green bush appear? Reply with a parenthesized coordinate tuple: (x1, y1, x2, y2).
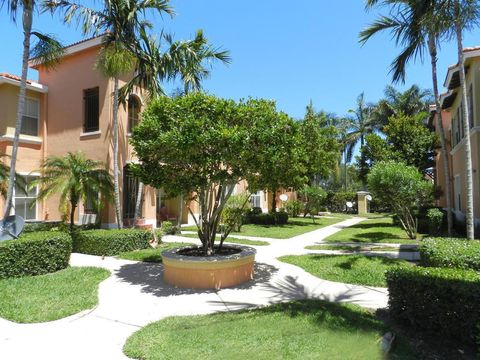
(386, 266, 480, 345)
(221, 194, 251, 232)
(285, 200, 304, 217)
(420, 237, 480, 271)
(426, 208, 443, 236)
(23, 221, 63, 233)
(73, 229, 151, 256)
(0, 231, 72, 279)
(159, 221, 177, 235)
(246, 211, 288, 225)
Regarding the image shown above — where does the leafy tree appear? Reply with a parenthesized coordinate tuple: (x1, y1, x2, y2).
(2, 0, 64, 218)
(298, 186, 327, 222)
(368, 161, 434, 239)
(130, 93, 306, 255)
(359, 112, 438, 178)
(32, 152, 113, 231)
(0, 153, 9, 198)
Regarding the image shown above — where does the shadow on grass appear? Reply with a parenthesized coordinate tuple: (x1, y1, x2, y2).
(115, 262, 279, 298)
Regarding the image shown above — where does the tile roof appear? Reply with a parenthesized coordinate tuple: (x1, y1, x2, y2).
(0, 73, 35, 84)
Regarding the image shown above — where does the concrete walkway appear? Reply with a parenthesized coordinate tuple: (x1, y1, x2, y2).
(0, 217, 389, 360)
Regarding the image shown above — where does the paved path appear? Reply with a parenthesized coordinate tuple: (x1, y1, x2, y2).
(0, 217, 389, 360)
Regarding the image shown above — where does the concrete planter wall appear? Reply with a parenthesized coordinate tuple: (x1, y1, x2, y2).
(162, 245, 256, 289)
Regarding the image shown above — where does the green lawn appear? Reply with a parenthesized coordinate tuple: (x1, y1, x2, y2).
(305, 244, 419, 252)
(179, 233, 269, 246)
(324, 215, 423, 244)
(117, 242, 194, 262)
(123, 299, 414, 360)
(0, 267, 110, 323)
(279, 254, 413, 287)
(182, 214, 352, 239)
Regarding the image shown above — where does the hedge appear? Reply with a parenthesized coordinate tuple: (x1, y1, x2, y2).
(386, 266, 480, 345)
(245, 211, 288, 225)
(73, 229, 152, 256)
(0, 231, 72, 279)
(420, 237, 480, 271)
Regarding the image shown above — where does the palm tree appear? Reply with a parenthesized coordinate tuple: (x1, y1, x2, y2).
(45, 0, 174, 229)
(344, 93, 383, 187)
(446, 0, 479, 239)
(1, 0, 64, 219)
(360, 0, 455, 235)
(32, 152, 113, 231)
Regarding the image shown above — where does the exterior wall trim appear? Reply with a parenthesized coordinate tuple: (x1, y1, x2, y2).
(450, 126, 480, 155)
(0, 134, 42, 145)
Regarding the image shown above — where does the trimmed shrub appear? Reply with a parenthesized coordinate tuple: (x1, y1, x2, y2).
(0, 231, 72, 279)
(420, 237, 480, 271)
(73, 229, 151, 256)
(386, 266, 480, 345)
(23, 221, 63, 233)
(159, 221, 177, 235)
(246, 211, 288, 225)
(285, 200, 304, 217)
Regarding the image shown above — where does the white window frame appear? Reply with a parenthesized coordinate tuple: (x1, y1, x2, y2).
(14, 173, 39, 220)
(20, 96, 40, 137)
(250, 191, 262, 208)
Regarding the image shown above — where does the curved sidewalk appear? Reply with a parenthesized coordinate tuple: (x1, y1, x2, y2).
(0, 217, 388, 360)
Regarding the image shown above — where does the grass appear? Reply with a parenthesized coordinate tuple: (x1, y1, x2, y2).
(0, 267, 110, 323)
(305, 244, 419, 252)
(182, 214, 352, 239)
(123, 299, 415, 360)
(279, 254, 413, 287)
(179, 233, 269, 246)
(324, 215, 424, 244)
(117, 242, 194, 262)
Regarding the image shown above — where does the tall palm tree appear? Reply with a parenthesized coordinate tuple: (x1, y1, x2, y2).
(1, 0, 64, 219)
(46, 0, 174, 229)
(32, 152, 113, 231)
(360, 0, 455, 235)
(345, 93, 383, 187)
(446, 0, 479, 239)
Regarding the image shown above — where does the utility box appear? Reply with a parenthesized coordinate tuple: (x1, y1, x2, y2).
(357, 191, 371, 215)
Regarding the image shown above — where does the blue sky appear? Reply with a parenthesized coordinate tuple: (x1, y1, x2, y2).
(1, 0, 479, 119)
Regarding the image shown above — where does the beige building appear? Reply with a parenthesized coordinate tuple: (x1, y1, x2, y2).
(0, 36, 281, 228)
(435, 46, 480, 233)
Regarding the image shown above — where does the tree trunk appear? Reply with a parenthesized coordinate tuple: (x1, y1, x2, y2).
(455, 11, 475, 239)
(271, 190, 276, 213)
(133, 181, 144, 226)
(113, 77, 123, 229)
(428, 35, 453, 236)
(70, 202, 77, 232)
(177, 194, 184, 230)
(3, 5, 33, 219)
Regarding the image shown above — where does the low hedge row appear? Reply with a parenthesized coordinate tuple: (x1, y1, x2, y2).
(386, 266, 480, 345)
(245, 211, 288, 225)
(73, 229, 152, 256)
(0, 231, 72, 279)
(420, 237, 480, 271)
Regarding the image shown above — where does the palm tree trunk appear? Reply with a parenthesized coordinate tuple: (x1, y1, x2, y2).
(454, 10, 475, 239)
(428, 35, 453, 236)
(177, 194, 184, 229)
(3, 5, 33, 219)
(133, 181, 144, 226)
(70, 201, 77, 232)
(113, 77, 123, 229)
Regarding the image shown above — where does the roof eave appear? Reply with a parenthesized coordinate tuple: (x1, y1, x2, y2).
(0, 77, 48, 93)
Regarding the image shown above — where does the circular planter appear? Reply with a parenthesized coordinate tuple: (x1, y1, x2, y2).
(162, 245, 256, 289)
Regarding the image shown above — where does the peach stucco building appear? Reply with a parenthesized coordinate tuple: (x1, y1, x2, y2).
(435, 46, 480, 233)
(0, 36, 281, 228)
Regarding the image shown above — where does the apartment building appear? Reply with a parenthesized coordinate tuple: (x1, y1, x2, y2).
(0, 36, 280, 228)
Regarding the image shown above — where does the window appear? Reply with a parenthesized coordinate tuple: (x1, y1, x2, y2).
(14, 175, 37, 220)
(454, 175, 461, 212)
(123, 166, 141, 219)
(20, 98, 39, 136)
(127, 97, 141, 133)
(469, 85, 474, 128)
(250, 191, 261, 208)
(84, 191, 98, 214)
(83, 87, 99, 133)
